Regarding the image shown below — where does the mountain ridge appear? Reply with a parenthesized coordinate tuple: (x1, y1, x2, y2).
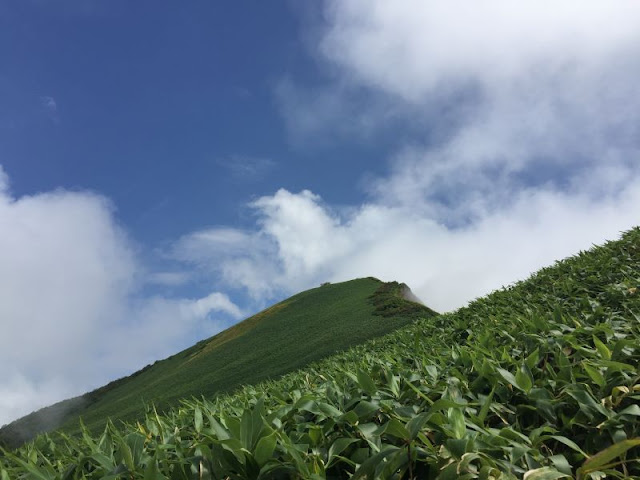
(0, 277, 436, 449)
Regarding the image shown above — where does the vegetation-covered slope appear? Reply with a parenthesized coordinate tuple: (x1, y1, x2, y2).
(2, 228, 640, 479)
(0, 278, 434, 449)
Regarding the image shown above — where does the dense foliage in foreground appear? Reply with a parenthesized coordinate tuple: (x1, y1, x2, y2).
(2, 229, 640, 479)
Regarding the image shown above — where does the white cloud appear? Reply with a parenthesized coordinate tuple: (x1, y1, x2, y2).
(0, 374, 72, 431)
(40, 96, 59, 123)
(317, 1, 640, 200)
(180, 2, 640, 305)
(0, 166, 242, 426)
(321, 1, 640, 101)
(0, 167, 9, 193)
(100, 292, 243, 372)
(227, 0, 639, 310)
(216, 155, 276, 181)
(174, 184, 640, 315)
(40, 96, 57, 112)
(180, 2, 640, 319)
(279, 2, 640, 217)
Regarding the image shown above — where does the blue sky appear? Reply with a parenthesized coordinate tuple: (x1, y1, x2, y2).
(1, 1, 640, 425)
(0, 1, 380, 241)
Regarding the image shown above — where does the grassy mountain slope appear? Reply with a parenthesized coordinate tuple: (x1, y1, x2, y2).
(2, 228, 639, 479)
(0, 277, 435, 449)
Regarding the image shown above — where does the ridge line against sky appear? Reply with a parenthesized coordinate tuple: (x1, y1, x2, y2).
(1, 0, 640, 426)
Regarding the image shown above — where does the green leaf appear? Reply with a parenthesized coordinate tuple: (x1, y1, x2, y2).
(578, 438, 640, 477)
(438, 461, 461, 480)
(356, 369, 377, 395)
(327, 438, 359, 467)
(582, 363, 605, 388)
(445, 438, 468, 459)
(91, 452, 116, 471)
(144, 456, 166, 480)
(549, 435, 588, 458)
(210, 416, 230, 440)
(448, 408, 466, 439)
(194, 406, 203, 433)
(351, 447, 400, 480)
(240, 408, 258, 450)
(117, 434, 134, 472)
(254, 433, 277, 467)
(358, 422, 382, 441)
(125, 432, 145, 467)
(5, 456, 56, 480)
(564, 385, 609, 419)
(525, 348, 541, 370)
(429, 398, 467, 411)
(477, 388, 495, 424)
(339, 410, 359, 425)
(619, 404, 640, 416)
(406, 412, 431, 440)
(550, 454, 572, 475)
(497, 368, 519, 390)
(383, 418, 410, 441)
(523, 466, 570, 479)
(600, 360, 636, 371)
(459, 452, 482, 473)
(592, 336, 611, 360)
(516, 364, 533, 393)
(317, 402, 343, 418)
(353, 400, 379, 420)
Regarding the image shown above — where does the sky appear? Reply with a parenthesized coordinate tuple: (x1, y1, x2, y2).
(1, 0, 639, 426)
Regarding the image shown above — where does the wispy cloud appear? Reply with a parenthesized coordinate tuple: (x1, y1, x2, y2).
(146, 271, 191, 287)
(40, 96, 56, 111)
(40, 95, 59, 124)
(216, 155, 276, 181)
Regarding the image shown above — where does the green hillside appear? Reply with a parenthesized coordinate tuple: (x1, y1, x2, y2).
(2, 228, 639, 479)
(0, 277, 435, 450)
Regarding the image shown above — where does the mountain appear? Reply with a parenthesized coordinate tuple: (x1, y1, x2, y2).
(0, 277, 436, 449)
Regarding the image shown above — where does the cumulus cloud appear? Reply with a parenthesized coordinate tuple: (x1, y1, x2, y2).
(174, 184, 640, 314)
(318, 1, 640, 213)
(321, 1, 640, 100)
(0, 166, 242, 426)
(179, 1, 640, 313)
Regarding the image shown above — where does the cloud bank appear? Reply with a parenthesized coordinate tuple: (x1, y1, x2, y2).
(181, 1, 640, 310)
(174, 184, 640, 313)
(0, 167, 241, 426)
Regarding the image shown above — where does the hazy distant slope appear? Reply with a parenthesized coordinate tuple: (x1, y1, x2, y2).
(0, 277, 436, 448)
